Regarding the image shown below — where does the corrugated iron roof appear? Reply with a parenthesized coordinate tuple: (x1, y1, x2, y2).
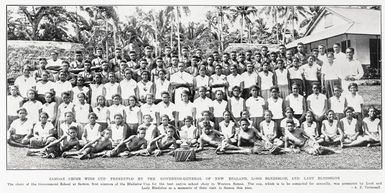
(287, 7, 380, 48)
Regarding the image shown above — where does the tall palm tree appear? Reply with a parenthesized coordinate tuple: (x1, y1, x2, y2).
(230, 6, 258, 43)
(215, 6, 231, 51)
(165, 6, 190, 57)
(261, 6, 284, 43)
(299, 6, 324, 32)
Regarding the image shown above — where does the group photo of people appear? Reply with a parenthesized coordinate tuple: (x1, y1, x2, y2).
(6, 5, 381, 169)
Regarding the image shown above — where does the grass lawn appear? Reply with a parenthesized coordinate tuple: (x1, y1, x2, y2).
(6, 85, 382, 170)
(6, 145, 382, 170)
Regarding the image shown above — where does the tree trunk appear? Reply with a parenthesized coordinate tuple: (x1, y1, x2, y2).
(105, 20, 108, 60)
(219, 17, 223, 52)
(240, 14, 244, 43)
(292, 6, 295, 40)
(177, 6, 181, 59)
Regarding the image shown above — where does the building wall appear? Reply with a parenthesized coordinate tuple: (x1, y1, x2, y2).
(349, 34, 380, 65)
(303, 34, 379, 65)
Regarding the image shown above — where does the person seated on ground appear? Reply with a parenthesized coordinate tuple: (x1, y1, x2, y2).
(109, 113, 128, 148)
(280, 107, 300, 137)
(218, 111, 237, 145)
(26, 126, 80, 158)
(29, 112, 56, 148)
(319, 110, 343, 147)
(177, 116, 200, 146)
(284, 119, 339, 155)
(81, 112, 102, 145)
(197, 111, 215, 130)
(238, 118, 281, 155)
(363, 106, 381, 147)
(340, 107, 367, 148)
(103, 128, 147, 158)
(131, 125, 177, 157)
(62, 129, 113, 159)
(259, 110, 284, 147)
(7, 108, 34, 148)
(196, 122, 248, 154)
(139, 114, 160, 147)
(300, 111, 321, 142)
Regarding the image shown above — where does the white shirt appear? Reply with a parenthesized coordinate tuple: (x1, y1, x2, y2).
(301, 64, 320, 81)
(170, 71, 193, 105)
(345, 93, 364, 113)
(140, 104, 156, 122)
(322, 120, 339, 137)
(245, 96, 265, 117)
(321, 62, 339, 80)
(42, 102, 57, 121)
(104, 82, 120, 101)
(74, 103, 90, 124)
(338, 58, 364, 92)
(210, 74, 227, 93)
(33, 122, 55, 138)
(155, 101, 176, 120)
(288, 67, 303, 80)
(46, 58, 63, 69)
(7, 95, 23, 116)
(36, 81, 55, 95)
(341, 118, 357, 136)
(176, 101, 195, 120)
(258, 71, 274, 90)
(54, 81, 73, 99)
(307, 93, 327, 116)
(219, 121, 235, 138)
(267, 97, 284, 119)
(212, 100, 228, 118)
(124, 106, 141, 124)
(226, 74, 243, 90)
(110, 124, 125, 142)
(10, 118, 34, 135)
(84, 123, 101, 141)
(154, 79, 170, 99)
(194, 75, 210, 89)
(14, 75, 36, 97)
(302, 121, 317, 137)
(363, 117, 380, 133)
(260, 120, 276, 136)
(229, 97, 244, 118)
(285, 94, 304, 115)
(89, 83, 105, 106)
(241, 72, 258, 88)
(329, 96, 346, 114)
(93, 106, 109, 123)
(180, 125, 197, 140)
(108, 104, 125, 121)
(120, 79, 137, 99)
(275, 69, 289, 85)
(22, 101, 43, 124)
(193, 97, 213, 119)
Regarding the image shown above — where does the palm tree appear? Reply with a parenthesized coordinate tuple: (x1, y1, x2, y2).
(230, 6, 258, 43)
(17, 6, 67, 40)
(261, 6, 284, 43)
(299, 6, 324, 33)
(165, 6, 190, 58)
(215, 6, 231, 51)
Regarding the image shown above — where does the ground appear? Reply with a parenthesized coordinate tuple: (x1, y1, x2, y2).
(6, 146, 382, 170)
(6, 85, 382, 170)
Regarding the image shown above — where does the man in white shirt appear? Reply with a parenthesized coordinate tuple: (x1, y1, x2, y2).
(338, 48, 364, 93)
(241, 63, 259, 98)
(155, 92, 177, 127)
(46, 50, 63, 71)
(14, 66, 36, 98)
(170, 62, 193, 105)
(333, 43, 345, 64)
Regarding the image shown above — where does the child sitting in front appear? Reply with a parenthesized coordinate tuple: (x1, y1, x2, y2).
(259, 110, 283, 147)
(178, 116, 200, 146)
(319, 110, 343, 147)
(363, 106, 381, 147)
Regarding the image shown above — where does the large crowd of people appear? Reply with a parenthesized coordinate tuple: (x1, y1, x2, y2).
(7, 42, 381, 160)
